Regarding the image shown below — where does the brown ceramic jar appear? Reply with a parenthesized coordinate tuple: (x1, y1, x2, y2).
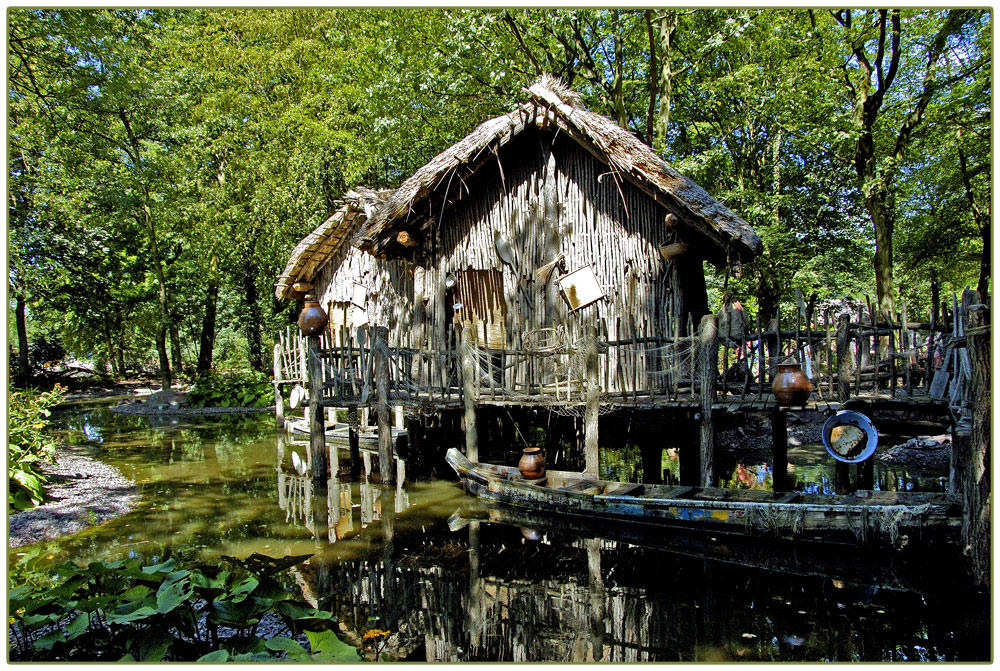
(518, 447, 546, 480)
(772, 363, 813, 406)
(298, 296, 328, 336)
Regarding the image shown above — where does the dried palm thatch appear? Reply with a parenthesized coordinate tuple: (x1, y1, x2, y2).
(273, 187, 388, 300)
(358, 74, 762, 263)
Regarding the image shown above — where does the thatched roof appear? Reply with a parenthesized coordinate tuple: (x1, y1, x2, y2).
(274, 187, 388, 300)
(357, 75, 762, 264)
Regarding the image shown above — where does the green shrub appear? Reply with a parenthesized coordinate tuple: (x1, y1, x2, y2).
(8, 550, 361, 662)
(8, 384, 66, 510)
(187, 370, 272, 409)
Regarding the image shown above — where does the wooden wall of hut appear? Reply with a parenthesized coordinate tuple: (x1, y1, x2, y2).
(431, 125, 699, 353)
(314, 246, 415, 348)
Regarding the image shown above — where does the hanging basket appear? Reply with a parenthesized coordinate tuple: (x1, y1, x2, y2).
(658, 242, 689, 261)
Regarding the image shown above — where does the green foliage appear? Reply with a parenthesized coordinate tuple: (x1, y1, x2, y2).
(8, 385, 66, 510)
(187, 370, 272, 408)
(8, 550, 359, 662)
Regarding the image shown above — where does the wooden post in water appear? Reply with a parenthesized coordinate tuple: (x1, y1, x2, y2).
(698, 314, 718, 487)
(460, 325, 479, 462)
(835, 314, 856, 493)
(373, 326, 394, 484)
(584, 325, 601, 476)
(348, 406, 361, 478)
(771, 408, 788, 492)
(307, 336, 328, 485)
(273, 343, 285, 433)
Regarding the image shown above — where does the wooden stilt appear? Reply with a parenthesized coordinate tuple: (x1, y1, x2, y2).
(679, 411, 700, 486)
(698, 314, 718, 487)
(857, 458, 874, 491)
(374, 326, 394, 484)
(460, 325, 479, 462)
(584, 325, 600, 476)
(307, 335, 328, 486)
(348, 406, 361, 478)
(834, 460, 851, 494)
(771, 407, 788, 492)
(273, 343, 285, 433)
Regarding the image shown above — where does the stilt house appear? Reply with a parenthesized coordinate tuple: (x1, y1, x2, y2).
(273, 76, 762, 479)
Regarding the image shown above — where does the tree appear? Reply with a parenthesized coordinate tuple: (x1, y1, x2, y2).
(820, 9, 987, 315)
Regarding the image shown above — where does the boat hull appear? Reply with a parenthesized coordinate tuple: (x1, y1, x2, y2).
(445, 448, 960, 547)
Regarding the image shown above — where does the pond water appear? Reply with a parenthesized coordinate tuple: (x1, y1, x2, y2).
(9, 400, 990, 662)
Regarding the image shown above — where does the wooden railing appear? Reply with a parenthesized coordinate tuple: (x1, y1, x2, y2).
(273, 291, 985, 419)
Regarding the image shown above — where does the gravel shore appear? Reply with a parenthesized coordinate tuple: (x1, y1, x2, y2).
(9, 449, 139, 548)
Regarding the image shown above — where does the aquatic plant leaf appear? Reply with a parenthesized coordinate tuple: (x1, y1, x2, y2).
(197, 650, 230, 662)
(156, 571, 193, 613)
(265, 637, 309, 659)
(66, 612, 90, 638)
(228, 575, 259, 603)
(222, 553, 313, 578)
(33, 629, 66, 651)
(305, 629, 361, 661)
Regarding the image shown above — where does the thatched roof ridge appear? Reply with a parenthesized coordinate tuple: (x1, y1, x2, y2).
(274, 187, 388, 300)
(358, 75, 762, 262)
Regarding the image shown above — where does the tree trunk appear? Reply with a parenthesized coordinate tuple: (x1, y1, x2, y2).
(103, 321, 121, 378)
(654, 11, 677, 154)
(977, 224, 990, 301)
(15, 292, 30, 384)
(197, 272, 220, 376)
(242, 261, 265, 372)
(169, 318, 183, 377)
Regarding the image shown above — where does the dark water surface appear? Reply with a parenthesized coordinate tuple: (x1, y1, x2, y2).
(11, 400, 990, 662)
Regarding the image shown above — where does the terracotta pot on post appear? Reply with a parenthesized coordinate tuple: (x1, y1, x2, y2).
(297, 295, 328, 337)
(772, 361, 813, 406)
(518, 447, 546, 480)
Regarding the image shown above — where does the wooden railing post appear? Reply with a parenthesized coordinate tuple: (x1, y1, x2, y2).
(835, 313, 852, 402)
(954, 303, 990, 587)
(460, 325, 479, 462)
(584, 325, 600, 476)
(374, 326, 394, 484)
(306, 335, 328, 486)
(273, 343, 285, 432)
(698, 314, 718, 487)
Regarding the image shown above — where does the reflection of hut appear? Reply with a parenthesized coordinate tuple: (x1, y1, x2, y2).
(273, 75, 762, 482)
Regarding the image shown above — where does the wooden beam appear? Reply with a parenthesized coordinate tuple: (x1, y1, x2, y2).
(584, 326, 600, 476)
(771, 407, 788, 492)
(698, 314, 718, 487)
(460, 325, 479, 462)
(306, 335, 328, 486)
(273, 343, 285, 432)
(374, 326, 394, 484)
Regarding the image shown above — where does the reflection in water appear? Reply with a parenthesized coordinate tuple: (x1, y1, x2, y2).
(16, 400, 989, 663)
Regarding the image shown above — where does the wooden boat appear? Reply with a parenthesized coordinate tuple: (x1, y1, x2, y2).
(445, 448, 961, 547)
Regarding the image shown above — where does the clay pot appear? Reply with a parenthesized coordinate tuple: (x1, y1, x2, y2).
(297, 296, 328, 336)
(518, 447, 546, 480)
(772, 363, 813, 406)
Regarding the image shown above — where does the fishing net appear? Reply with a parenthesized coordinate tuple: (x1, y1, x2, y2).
(846, 502, 934, 546)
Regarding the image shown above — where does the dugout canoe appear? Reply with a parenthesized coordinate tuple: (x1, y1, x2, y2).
(445, 448, 961, 547)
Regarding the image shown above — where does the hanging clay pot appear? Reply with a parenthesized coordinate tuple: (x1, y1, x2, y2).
(772, 362, 813, 406)
(298, 295, 328, 336)
(518, 447, 546, 480)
